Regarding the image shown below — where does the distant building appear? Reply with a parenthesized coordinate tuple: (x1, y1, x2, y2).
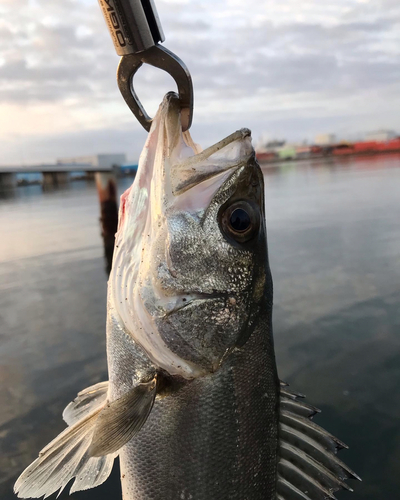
(57, 154, 127, 169)
(364, 130, 397, 142)
(265, 140, 286, 149)
(255, 134, 286, 153)
(277, 145, 296, 160)
(314, 134, 336, 146)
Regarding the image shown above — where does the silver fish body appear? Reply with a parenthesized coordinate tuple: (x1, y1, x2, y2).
(14, 93, 359, 500)
(106, 93, 279, 498)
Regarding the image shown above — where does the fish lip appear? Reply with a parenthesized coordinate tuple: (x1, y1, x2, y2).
(166, 292, 229, 315)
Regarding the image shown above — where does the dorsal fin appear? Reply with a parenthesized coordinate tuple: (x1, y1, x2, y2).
(277, 381, 361, 500)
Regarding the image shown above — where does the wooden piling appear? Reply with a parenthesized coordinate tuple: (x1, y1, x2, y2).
(0, 172, 17, 189)
(95, 171, 118, 274)
(42, 171, 70, 188)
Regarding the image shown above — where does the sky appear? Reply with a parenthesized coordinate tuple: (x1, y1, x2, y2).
(1, 0, 400, 164)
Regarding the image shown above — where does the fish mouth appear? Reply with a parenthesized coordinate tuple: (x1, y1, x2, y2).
(170, 128, 253, 195)
(165, 292, 229, 316)
(167, 128, 254, 212)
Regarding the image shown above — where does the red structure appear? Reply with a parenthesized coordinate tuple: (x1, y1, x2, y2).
(332, 138, 400, 156)
(256, 152, 277, 162)
(255, 136, 400, 163)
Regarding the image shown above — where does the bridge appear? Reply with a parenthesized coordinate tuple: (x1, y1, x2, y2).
(0, 154, 126, 188)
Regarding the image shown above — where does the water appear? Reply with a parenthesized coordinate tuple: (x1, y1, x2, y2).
(1, 156, 399, 499)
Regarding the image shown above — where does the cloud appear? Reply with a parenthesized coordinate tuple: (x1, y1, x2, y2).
(0, 0, 400, 163)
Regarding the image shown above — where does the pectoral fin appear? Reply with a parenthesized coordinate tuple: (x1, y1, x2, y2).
(63, 381, 109, 426)
(14, 381, 115, 499)
(88, 377, 157, 457)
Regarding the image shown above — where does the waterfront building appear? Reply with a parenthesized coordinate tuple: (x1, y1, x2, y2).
(364, 130, 397, 142)
(314, 134, 336, 145)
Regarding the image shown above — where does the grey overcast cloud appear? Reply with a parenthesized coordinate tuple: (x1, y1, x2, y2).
(1, 0, 400, 164)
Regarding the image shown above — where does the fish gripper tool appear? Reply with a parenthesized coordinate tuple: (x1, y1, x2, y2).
(98, 0, 194, 132)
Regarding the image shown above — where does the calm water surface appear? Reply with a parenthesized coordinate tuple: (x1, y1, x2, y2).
(1, 155, 399, 499)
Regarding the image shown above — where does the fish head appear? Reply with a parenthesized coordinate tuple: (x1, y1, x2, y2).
(110, 93, 271, 379)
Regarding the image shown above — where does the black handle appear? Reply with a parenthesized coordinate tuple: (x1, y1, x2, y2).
(98, 0, 165, 56)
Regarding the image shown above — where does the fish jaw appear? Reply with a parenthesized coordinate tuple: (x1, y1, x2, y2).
(109, 92, 263, 379)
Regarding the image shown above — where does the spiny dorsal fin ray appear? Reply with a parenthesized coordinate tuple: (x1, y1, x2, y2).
(278, 459, 338, 500)
(277, 382, 360, 500)
(88, 377, 157, 457)
(280, 411, 348, 452)
(280, 385, 306, 399)
(280, 397, 321, 418)
(279, 423, 358, 481)
(277, 477, 313, 500)
(279, 442, 353, 492)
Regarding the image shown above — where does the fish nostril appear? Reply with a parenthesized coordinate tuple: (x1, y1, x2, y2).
(166, 248, 178, 278)
(169, 268, 178, 278)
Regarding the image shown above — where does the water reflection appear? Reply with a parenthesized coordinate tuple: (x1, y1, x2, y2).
(0, 158, 399, 499)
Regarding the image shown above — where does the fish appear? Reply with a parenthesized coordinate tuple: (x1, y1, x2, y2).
(14, 92, 360, 500)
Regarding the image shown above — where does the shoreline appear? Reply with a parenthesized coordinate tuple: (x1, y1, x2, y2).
(257, 149, 400, 167)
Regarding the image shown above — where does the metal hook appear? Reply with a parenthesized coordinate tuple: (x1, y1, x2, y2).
(117, 44, 194, 132)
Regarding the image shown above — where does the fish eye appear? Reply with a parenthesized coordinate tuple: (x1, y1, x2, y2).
(229, 208, 251, 232)
(220, 200, 260, 244)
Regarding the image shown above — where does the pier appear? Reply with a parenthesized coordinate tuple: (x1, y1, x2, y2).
(0, 154, 127, 188)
